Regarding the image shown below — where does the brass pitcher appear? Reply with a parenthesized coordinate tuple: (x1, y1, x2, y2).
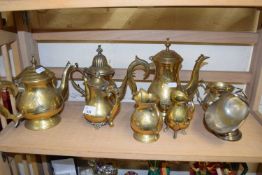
(166, 89, 195, 138)
(0, 57, 74, 130)
(130, 89, 163, 143)
(128, 39, 208, 116)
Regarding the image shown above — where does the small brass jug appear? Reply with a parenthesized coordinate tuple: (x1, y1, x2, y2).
(166, 89, 195, 138)
(0, 57, 74, 130)
(130, 89, 163, 143)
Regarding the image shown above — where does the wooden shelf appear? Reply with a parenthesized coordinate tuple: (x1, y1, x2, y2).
(0, 102, 261, 162)
(0, 0, 262, 12)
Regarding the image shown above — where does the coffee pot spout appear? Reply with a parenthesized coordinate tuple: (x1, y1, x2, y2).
(58, 61, 74, 100)
(183, 54, 209, 100)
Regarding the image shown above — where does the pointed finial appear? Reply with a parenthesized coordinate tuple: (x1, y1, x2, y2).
(165, 38, 171, 51)
(96, 45, 103, 54)
(31, 56, 37, 67)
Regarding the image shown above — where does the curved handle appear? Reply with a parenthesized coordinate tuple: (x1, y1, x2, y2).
(127, 56, 150, 96)
(152, 103, 163, 133)
(196, 81, 207, 107)
(0, 80, 22, 127)
(187, 101, 195, 120)
(70, 64, 87, 96)
(106, 86, 120, 127)
(234, 87, 248, 101)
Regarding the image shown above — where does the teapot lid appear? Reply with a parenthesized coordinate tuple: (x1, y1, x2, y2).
(16, 57, 55, 84)
(152, 38, 183, 64)
(85, 72, 109, 88)
(85, 45, 115, 76)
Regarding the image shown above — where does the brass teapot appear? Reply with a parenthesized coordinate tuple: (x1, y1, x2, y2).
(130, 89, 163, 143)
(70, 45, 149, 127)
(0, 57, 74, 130)
(166, 89, 195, 138)
(129, 39, 208, 116)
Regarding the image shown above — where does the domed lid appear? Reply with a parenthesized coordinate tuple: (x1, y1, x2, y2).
(152, 38, 183, 64)
(16, 57, 55, 84)
(85, 72, 109, 89)
(85, 45, 115, 76)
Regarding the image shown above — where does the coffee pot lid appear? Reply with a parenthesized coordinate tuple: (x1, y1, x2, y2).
(16, 57, 55, 84)
(152, 38, 183, 64)
(85, 45, 115, 76)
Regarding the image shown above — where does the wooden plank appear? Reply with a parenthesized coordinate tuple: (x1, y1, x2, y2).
(0, 30, 16, 46)
(28, 8, 260, 32)
(246, 30, 262, 110)
(0, 0, 262, 12)
(1, 44, 12, 81)
(52, 67, 252, 84)
(26, 155, 42, 175)
(0, 102, 261, 162)
(32, 30, 258, 45)
(10, 41, 23, 75)
(0, 153, 11, 175)
(17, 31, 39, 68)
(41, 156, 52, 175)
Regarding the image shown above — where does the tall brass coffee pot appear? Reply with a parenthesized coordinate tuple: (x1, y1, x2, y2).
(129, 39, 208, 115)
(0, 57, 74, 130)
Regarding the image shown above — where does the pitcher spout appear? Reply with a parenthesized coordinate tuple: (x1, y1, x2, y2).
(183, 54, 209, 100)
(58, 61, 74, 100)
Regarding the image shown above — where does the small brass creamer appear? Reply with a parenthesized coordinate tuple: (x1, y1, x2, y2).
(0, 57, 74, 130)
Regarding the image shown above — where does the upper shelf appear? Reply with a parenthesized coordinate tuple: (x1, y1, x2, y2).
(0, 0, 262, 12)
(0, 102, 261, 162)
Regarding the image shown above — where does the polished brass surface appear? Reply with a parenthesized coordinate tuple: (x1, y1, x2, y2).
(166, 89, 195, 138)
(25, 115, 61, 131)
(130, 89, 163, 143)
(199, 82, 250, 141)
(0, 57, 74, 130)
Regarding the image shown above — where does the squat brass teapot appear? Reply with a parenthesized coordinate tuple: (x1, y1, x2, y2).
(129, 39, 209, 116)
(0, 57, 74, 130)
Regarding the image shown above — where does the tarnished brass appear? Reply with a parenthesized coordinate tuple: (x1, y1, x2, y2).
(166, 88, 195, 138)
(0, 57, 74, 130)
(130, 89, 163, 143)
(198, 82, 249, 141)
(70, 45, 150, 127)
(128, 39, 208, 116)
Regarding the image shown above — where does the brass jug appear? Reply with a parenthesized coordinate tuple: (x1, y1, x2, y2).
(0, 57, 74, 130)
(129, 39, 208, 116)
(166, 89, 195, 138)
(130, 89, 163, 143)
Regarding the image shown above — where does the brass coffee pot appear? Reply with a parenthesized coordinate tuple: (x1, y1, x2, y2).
(129, 39, 208, 116)
(0, 57, 74, 130)
(130, 89, 163, 143)
(70, 45, 149, 127)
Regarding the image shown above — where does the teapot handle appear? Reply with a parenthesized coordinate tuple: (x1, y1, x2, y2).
(0, 80, 23, 127)
(127, 56, 150, 96)
(70, 64, 87, 96)
(106, 86, 120, 127)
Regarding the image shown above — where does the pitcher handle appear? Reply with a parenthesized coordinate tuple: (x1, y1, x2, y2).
(70, 64, 86, 96)
(106, 86, 120, 127)
(196, 81, 207, 107)
(0, 80, 23, 127)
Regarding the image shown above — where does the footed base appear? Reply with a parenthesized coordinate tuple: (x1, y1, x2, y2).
(25, 115, 61, 131)
(215, 130, 242, 141)
(133, 133, 159, 143)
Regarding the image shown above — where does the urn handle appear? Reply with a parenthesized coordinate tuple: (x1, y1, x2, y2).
(0, 80, 23, 127)
(106, 85, 120, 127)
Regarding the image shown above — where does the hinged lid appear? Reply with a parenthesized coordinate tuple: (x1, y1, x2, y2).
(152, 38, 183, 64)
(85, 72, 109, 89)
(16, 57, 55, 84)
(85, 45, 115, 76)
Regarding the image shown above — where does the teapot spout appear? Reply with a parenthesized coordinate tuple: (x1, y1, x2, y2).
(184, 54, 209, 100)
(58, 61, 74, 100)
